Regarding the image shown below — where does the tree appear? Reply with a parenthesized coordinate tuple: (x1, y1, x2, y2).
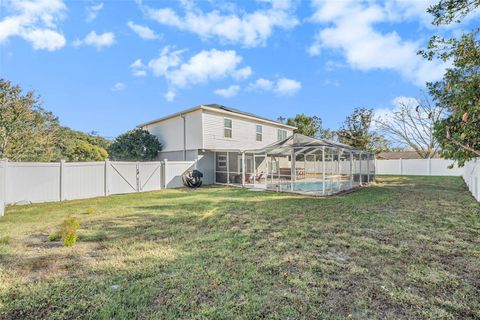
(420, 0, 480, 165)
(108, 129, 162, 161)
(375, 96, 447, 158)
(0, 79, 59, 161)
(70, 141, 108, 161)
(55, 127, 110, 161)
(337, 107, 390, 153)
(285, 114, 335, 139)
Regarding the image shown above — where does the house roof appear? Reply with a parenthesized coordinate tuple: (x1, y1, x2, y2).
(246, 133, 372, 156)
(137, 104, 297, 129)
(376, 151, 440, 159)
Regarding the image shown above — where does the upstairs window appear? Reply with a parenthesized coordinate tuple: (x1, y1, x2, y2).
(256, 125, 262, 141)
(224, 118, 232, 138)
(277, 129, 287, 141)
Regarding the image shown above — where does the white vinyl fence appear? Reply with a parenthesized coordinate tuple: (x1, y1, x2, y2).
(0, 159, 196, 215)
(463, 158, 480, 202)
(376, 158, 480, 202)
(375, 158, 463, 176)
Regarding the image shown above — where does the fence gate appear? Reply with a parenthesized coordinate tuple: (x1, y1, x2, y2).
(107, 162, 139, 195)
(107, 161, 163, 195)
(138, 162, 162, 192)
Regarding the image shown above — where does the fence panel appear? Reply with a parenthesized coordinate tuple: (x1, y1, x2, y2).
(63, 162, 105, 200)
(402, 159, 428, 175)
(463, 158, 480, 201)
(139, 162, 162, 192)
(376, 159, 462, 176)
(6, 162, 61, 204)
(165, 161, 195, 188)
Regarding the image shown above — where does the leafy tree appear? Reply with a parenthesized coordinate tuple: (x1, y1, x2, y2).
(420, 0, 480, 165)
(0, 79, 59, 161)
(70, 141, 108, 161)
(108, 129, 162, 161)
(375, 96, 446, 158)
(55, 127, 110, 161)
(285, 114, 335, 139)
(338, 107, 390, 153)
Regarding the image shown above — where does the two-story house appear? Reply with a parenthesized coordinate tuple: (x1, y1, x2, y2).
(138, 104, 296, 184)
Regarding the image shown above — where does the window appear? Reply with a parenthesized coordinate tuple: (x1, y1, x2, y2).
(277, 129, 287, 141)
(224, 118, 232, 138)
(271, 160, 278, 174)
(218, 155, 227, 168)
(256, 125, 262, 141)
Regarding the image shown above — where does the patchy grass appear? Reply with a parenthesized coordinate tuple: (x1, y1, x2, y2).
(0, 176, 479, 319)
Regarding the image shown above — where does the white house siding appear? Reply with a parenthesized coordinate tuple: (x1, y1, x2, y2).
(158, 150, 198, 161)
(197, 150, 215, 185)
(143, 109, 203, 152)
(202, 110, 293, 151)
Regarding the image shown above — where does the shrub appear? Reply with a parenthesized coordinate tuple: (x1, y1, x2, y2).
(85, 208, 95, 215)
(48, 232, 61, 241)
(60, 217, 80, 247)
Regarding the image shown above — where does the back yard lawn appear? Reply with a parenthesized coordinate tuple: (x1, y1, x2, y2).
(0, 176, 479, 319)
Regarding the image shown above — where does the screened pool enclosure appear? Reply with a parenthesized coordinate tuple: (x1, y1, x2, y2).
(214, 134, 375, 196)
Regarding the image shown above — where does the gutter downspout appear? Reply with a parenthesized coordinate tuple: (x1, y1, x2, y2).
(181, 114, 186, 161)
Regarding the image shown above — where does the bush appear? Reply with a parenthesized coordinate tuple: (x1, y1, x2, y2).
(60, 217, 80, 247)
(48, 232, 61, 241)
(85, 208, 95, 215)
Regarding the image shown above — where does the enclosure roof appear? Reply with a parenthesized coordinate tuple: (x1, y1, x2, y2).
(246, 133, 370, 155)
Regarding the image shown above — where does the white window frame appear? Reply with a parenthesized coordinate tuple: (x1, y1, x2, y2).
(256, 124, 262, 142)
(224, 118, 232, 138)
(277, 129, 287, 141)
(218, 155, 227, 168)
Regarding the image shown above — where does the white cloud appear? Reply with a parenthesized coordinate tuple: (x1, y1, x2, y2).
(251, 78, 273, 91)
(214, 85, 240, 98)
(167, 49, 244, 87)
(143, 47, 252, 101)
(249, 77, 301, 96)
(23, 28, 66, 50)
(142, 1, 298, 47)
(275, 78, 301, 95)
(164, 90, 176, 101)
(0, 0, 67, 51)
(75, 30, 115, 48)
(86, 3, 103, 22)
(130, 59, 147, 77)
(111, 82, 126, 91)
(147, 46, 184, 77)
(127, 21, 159, 40)
(233, 66, 252, 80)
(308, 0, 449, 86)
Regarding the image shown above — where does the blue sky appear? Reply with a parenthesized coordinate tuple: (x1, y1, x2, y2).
(0, 0, 465, 138)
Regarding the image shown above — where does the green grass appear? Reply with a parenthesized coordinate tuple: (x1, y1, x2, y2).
(0, 176, 479, 319)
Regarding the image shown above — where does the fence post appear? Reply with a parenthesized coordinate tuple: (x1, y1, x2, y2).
(163, 159, 168, 189)
(136, 162, 140, 192)
(428, 158, 432, 176)
(104, 159, 110, 196)
(60, 160, 66, 201)
(399, 158, 403, 176)
(0, 159, 7, 217)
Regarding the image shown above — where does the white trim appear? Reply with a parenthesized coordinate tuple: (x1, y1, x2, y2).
(224, 117, 233, 138)
(138, 105, 297, 130)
